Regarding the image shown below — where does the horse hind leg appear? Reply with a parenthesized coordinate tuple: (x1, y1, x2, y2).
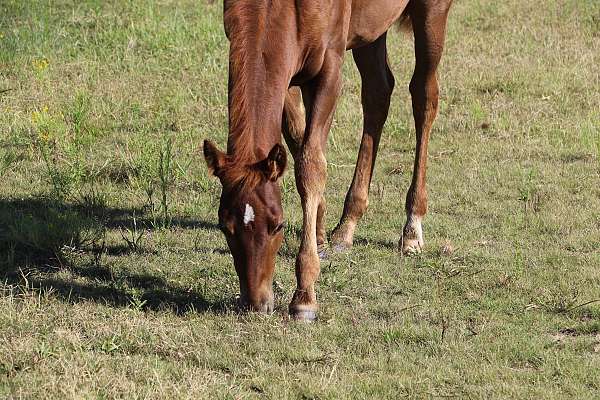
(401, 0, 452, 254)
(282, 87, 327, 257)
(331, 33, 395, 252)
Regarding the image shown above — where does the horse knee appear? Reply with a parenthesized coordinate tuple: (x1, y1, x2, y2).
(296, 150, 327, 197)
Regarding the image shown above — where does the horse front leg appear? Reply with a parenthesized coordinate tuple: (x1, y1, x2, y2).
(282, 87, 328, 257)
(289, 53, 343, 321)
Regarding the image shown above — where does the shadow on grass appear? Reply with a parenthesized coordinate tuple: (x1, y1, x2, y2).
(0, 196, 229, 315)
(194, 246, 230, 255)
(104, 216, 219, 231)
(353, 236, 398, 250)
(29, 270, 233, 315)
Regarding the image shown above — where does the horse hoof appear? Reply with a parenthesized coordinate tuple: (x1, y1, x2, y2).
(331, 241, 352, 253)
(401, 215, 424, 256)
(317, 244, 329, 260)
(400, 238, 423, 255)
(330, 224, 354, 253)
(291, 309, 318, 322)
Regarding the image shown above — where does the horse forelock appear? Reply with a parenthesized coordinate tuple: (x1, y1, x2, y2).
(219, 159, 265, 194)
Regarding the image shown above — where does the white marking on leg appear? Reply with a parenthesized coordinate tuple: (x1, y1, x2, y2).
(243, 203, 255, 225)
(407, 215, 423, 243)
(402, 214, 424, 254)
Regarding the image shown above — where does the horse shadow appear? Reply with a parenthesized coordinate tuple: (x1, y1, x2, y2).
(0, 196, 232, 315)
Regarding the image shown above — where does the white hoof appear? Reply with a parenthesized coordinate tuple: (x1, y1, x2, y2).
(402, 238, 423, 255)
(401, 215, 424, 255)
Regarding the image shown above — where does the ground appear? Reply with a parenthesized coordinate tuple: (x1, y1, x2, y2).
(1, 0, 599, 398)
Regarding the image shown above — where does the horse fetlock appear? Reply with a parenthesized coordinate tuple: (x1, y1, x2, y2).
(330, 220, 356, 253)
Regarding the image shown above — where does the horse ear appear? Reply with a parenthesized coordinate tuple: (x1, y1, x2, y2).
(203, 140, 226, 176)
(260, 143, 287, 181)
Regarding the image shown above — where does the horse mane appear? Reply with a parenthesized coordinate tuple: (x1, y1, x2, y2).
(224, 1, 268, 165)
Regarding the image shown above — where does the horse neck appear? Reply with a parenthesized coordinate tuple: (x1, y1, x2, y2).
(225, 5, 291, 165)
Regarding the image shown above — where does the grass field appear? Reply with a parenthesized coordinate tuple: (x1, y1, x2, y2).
(1, 0, 599, 398)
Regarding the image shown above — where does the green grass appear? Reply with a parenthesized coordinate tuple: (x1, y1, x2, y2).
(1, 0, 599, 398)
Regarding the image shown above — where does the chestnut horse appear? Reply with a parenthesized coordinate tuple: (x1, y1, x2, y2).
(203, 0, 453, 320)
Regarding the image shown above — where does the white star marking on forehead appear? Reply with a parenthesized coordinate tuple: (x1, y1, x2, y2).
(243, 203, 255, 226)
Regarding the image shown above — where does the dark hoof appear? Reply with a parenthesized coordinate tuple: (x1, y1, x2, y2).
(290, 309, 318, 322)
(317, 245, 329, 260)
